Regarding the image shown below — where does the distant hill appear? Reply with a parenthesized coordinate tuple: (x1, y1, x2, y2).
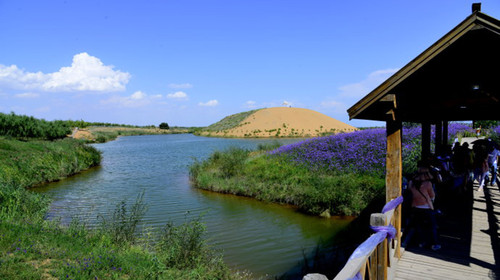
(197, 107, 358, 138)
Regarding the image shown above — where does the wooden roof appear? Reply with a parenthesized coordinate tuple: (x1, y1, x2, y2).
(348, 10, 500, 122)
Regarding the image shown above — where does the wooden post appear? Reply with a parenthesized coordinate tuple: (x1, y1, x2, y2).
(386, 119, 402, 259)
(422, 122, 431, 160)
(371, 213, 389, 280)
(436, 121, 442, 155)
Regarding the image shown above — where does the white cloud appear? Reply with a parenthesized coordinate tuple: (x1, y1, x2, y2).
(338, 68, 398, 99)
(167, 91, 188, 100)
(101, 91, 154, 107)
(244, 100, 257, 108)
(14, 92, 40, 98)
(198, 100, 218, 107)
(130, 91, 146, 100)
(320, 100, 348, 114)
(168, 83, 193, 89)
(0, 52, 130, 93)
(320, 68, 398, 117)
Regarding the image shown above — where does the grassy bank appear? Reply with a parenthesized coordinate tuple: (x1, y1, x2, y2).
(190, 146, 386, 216)
(0, 137, 101, 187)
(0, 185, 238, 279)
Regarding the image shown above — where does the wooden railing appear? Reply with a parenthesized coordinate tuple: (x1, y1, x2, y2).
(334, 197, 402, 280)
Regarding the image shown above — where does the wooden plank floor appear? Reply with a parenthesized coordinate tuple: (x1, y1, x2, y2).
(394, 182, 500, 280)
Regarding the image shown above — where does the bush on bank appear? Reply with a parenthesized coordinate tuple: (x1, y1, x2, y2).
(190, 147, 385, 216)
(0, 137, 101, 188)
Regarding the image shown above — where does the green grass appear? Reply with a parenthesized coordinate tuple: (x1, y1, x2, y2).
(0, 185, 238, 280)
(196, 109, 261, 133)
(190, 148, 385, 216)
(0, 137, 101, 188)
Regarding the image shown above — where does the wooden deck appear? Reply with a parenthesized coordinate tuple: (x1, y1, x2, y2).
(394, 182, 500, 279)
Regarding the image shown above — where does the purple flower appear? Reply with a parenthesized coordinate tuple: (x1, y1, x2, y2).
(270, 124, 473, 177)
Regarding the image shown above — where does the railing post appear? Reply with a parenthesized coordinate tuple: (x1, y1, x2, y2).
(371, 213, 388, 280)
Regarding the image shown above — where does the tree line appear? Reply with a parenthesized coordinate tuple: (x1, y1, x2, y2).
(0, 112, 71, 140)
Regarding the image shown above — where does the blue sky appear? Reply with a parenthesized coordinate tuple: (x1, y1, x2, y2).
(1, 1, 499, 127)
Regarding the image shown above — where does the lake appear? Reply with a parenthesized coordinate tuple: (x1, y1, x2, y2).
(33, 134, 353, 278)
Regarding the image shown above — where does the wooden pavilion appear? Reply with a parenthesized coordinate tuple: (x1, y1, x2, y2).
(344, 3, 500, 279)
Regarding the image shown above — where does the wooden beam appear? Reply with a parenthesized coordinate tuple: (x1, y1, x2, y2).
(381, 94, 397, 109)
(386, 109, 396, 121)
(386, 119, 402, 259)
(436, 121, 443, 155)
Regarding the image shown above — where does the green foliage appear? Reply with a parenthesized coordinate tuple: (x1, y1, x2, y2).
(0, 112, 71, 140)
(0, 137, 101, 188)
(474, 120, 499, 129)
(199, 109, 261, 133)
(156, 215, 221, 270)
(204, 147, 250, 178)
(0, 184, 50, 221)
(257, 140, 283, 152)
(99, 191, 148, 245)
(159, 122, 170, 130)
(402, 122, 420, 128)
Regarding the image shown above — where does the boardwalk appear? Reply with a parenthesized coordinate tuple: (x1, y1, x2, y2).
(394, 182, 500, 279)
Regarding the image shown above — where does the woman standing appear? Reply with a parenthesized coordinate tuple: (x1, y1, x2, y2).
(404, 160, 441, 251)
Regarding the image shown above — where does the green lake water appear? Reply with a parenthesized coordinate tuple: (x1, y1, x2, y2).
(33, 134, 353, 278)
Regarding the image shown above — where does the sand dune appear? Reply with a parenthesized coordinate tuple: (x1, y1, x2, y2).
(200, 107, 358, 138)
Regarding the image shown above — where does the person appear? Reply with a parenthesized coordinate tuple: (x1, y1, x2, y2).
(402, 160, 441, 251)
(487, 143, 499, 186)
(462, 142, 474, 189)
(473, 143, 489, 192)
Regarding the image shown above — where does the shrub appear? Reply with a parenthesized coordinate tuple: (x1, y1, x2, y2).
(206, 147, 250, 178)
(257, 140, 282, 152)
(0, 184, 50, 221)
(98, 191, 148, 245)
(156, 216, 207, 268)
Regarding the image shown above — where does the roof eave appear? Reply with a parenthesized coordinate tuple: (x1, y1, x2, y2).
(347, 12, 491, 121)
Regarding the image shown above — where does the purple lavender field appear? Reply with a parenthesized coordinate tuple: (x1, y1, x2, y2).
(270, 123, 475, 178)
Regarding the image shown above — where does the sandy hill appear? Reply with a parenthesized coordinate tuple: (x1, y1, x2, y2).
(198, 107, 358, 138)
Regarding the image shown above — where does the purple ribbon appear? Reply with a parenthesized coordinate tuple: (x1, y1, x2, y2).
(371, 224, 397, 239)
(381, 195, 403, 214)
